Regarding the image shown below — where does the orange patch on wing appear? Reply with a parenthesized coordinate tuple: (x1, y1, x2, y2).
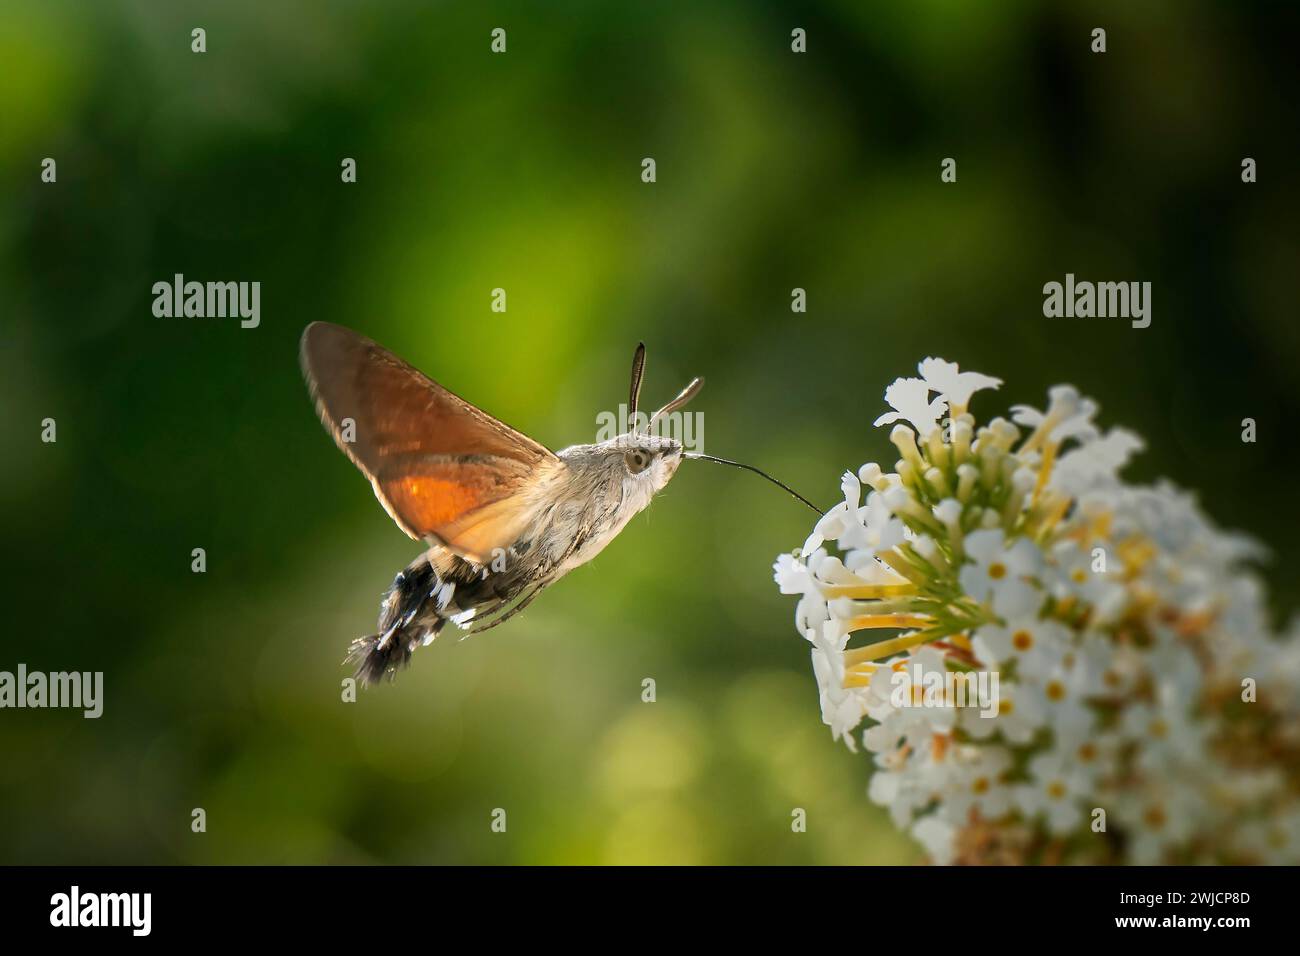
(387, 474, 498, 528)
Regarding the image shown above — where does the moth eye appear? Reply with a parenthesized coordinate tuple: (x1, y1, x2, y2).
(625, 450, 650, 474)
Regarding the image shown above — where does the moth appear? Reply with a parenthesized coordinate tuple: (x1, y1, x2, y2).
(300, 322, 818, 685)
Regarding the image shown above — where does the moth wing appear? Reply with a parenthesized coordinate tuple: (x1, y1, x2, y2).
(300, 321, 562, 563)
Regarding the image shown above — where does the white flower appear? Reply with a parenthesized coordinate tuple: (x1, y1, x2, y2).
(911, 814, 957, 865)
(868, 753, 944, 829)
(874, 376, 947, 438)
(1045, 540, 1128, 624)
(1010, 385, 1099, 444)
(810, 552, 872, 587)
(773, 553, 811, 595)
(809, 506, 848, 545)
(1058, 730, 1121, 787)
(806, 473, 863, 547)
(794, 592, 830, 644)
(917, 357, 1002, 411)
(1051, 428, 1144, 496)
(863, 647, 958, 746)
(845, 492, 908, 557)
(1115, 785, 1205, 864)
(1146, 641, 1205, 707)
(1076, 632, 1144, 698)
(941, 746, 1014, 824)
(972, 617, 1071, 683)
(959, 529, 1043, 618)
(1015, 751, 1091, 835)
(839, 469, 862, 507)
(1120, 701, 1210, 773)
(1032, 656, 1096, 743)
(961, 679, 1045, 745)
(777, 357, 1299, 864)
(806, 632, 868, 749)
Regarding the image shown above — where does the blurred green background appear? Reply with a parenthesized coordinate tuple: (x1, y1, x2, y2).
(1, 0, 1297, 864)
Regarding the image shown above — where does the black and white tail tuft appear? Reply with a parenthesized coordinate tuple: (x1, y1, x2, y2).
(346, 560, 449, 686)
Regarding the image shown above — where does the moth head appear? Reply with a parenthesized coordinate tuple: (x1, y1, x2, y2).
(615, 432, 683, 491)
(558, 343, 698, 494)
(620, 341, 700, 491)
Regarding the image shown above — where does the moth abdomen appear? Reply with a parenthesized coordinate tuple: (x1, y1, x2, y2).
(347, 560, 448, 685)
(346, 626, 432, 686)
(348, 549, 532, 685)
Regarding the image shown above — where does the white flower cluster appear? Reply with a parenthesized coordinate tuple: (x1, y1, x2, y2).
(774, 358, 1300, 864)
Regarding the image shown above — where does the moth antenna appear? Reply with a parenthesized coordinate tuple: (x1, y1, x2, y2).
(648, 376, 704, 430)
(684, 453, 824, 515)
(628, 342, 647, 424)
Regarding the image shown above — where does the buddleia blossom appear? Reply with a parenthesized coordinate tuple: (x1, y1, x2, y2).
(775, 357, 1300, 864)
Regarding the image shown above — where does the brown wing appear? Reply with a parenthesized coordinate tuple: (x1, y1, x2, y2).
(300, 321, 562, 563)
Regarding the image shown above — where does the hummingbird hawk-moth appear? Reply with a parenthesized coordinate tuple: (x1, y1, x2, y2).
(300, 322, 710, 685)
(300, 322, 818, 685)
